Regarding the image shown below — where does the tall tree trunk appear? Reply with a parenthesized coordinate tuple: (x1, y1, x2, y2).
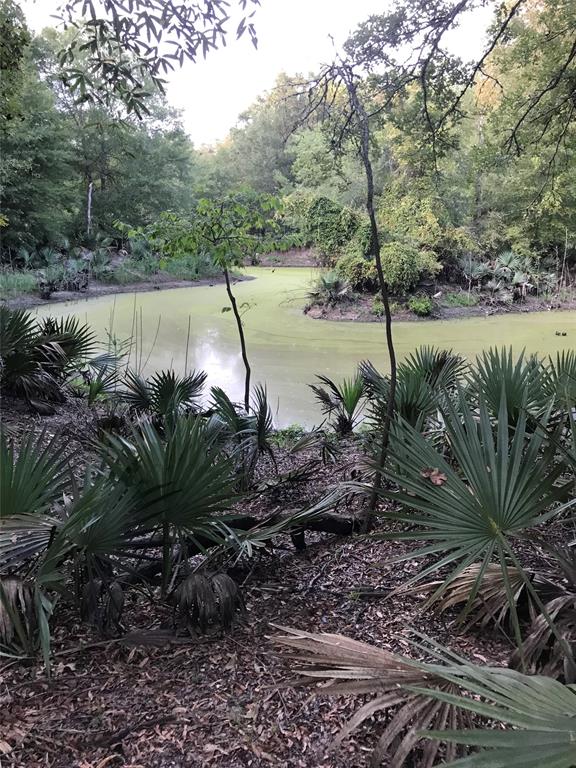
(223, 267, 251, 412)
(342, 68, 397, 529)
(86, 180, 94, 235)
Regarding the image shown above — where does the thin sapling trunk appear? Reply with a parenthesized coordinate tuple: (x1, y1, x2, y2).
(342, 68, 398, 527)
(223, 266, 251, 412)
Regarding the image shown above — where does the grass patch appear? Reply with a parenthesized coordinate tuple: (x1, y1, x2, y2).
(441, 291, 479, 308)
(271, 424, 306, 449)
(0, 269, 37, 299)
(163, 254, 217, 281)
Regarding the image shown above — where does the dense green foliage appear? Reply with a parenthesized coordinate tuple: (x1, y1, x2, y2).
(2, 0, 574, 304)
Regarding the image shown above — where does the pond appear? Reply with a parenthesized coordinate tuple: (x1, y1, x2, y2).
(35, 267, 576, 426)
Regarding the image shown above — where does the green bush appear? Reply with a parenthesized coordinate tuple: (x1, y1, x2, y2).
(408, 294, 433, 316)
(164, 253, 216, 280)
(380, 242, 441, 293)
(336, 251, 378, 291)
(371, 296, 402, 317)
(305, 197, 361, 261)
(371, 295, 384, 316)
(271, 424, 306, 448)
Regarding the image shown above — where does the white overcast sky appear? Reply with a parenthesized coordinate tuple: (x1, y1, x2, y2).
(23, 0, 493, 147)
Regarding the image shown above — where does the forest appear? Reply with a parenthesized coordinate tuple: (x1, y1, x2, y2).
(0, 0, 575, 766)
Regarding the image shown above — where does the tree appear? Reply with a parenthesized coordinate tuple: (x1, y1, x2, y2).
(0, 0, 30, 131)
(0, 26, 200, 253)
(139, 195, 279, 411)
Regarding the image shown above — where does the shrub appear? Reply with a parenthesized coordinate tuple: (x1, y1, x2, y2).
(380, 242, 441, 293)
(408, 294, 433, 316)
(371, 295, 384, 316)
(305, 197, 360, 260)
(336, 251, 378, 291)
(271, 424, 306, 449)
(307, 271, 352, 307)
(164, 253, 216, 280)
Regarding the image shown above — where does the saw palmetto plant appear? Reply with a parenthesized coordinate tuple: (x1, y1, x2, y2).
(467, 347, 548, 425)
(362, 392, 574, 664)
(361, 347, 466, 431)
(99, 415, 239, 594)
(310, 373, 366, 436)
(121, 367, 207, 421)
(209, 384, 276, 487)
(0, 307, 96, 409)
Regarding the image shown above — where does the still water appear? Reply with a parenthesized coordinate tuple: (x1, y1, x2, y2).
(35, 267, 576, 426)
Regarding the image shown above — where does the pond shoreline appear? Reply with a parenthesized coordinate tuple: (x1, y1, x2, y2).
(3, 272, 253, 311)
(306, 293, 576, 323)
(6, 266, 576, 327)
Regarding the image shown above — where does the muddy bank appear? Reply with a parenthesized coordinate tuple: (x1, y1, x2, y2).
(306, 291, 576, 323)
(4, 272, 253, 311)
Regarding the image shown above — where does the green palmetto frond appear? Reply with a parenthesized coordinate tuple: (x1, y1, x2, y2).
(1, 308, 96, 404)
(251, 384, 274, 455)
(37, 316, 96, 370)
(402, 346, 468, 390)
(468, 347, 548, 425)
(122, 368, 207, 418)
(209, 385, 276, 487)
(273, 627, 576, 767)
(99, 416, 237, 535)
(421, 667, 576, 767)
(310, 373, 365, 435)
(0, 430, 71, 522)
(368, 393, 573, 655)
(0, 306, 37, 357)
(546, 350, 576, 412)
(361, 346, 464, 430)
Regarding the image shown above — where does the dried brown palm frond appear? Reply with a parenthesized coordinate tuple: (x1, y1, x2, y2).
(172, 573, 243, 634)
(80, 579, 125, 636)
(407, 563, 576, 679)
(511, 594, 576, 680)
(271, 626, 473, 767)
(0, 577, 34, 648)
(405, 563, 527, 631)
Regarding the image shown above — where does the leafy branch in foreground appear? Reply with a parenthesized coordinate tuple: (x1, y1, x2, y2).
(273, 626, 576, 767)
(57, 0, 260, 114)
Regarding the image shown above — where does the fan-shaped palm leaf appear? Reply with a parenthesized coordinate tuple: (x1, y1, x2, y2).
(99, 417, 237, 533)
(0, 430, 71, 521)
(310, 374, 365, 435)
(37, 316, 96, 369)
(468, 348, 548, 424)
(368, 393, 573, 655)
(122, 368, 207, 418)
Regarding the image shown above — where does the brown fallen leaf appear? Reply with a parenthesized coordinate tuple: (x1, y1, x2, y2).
(420, 467, 448, 485)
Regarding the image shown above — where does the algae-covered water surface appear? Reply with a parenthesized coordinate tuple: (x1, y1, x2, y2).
(36, 268, 576, 426)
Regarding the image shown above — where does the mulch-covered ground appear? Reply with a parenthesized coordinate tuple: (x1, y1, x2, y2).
(1, 533, 512, 768)
(1, 401, 512, 768)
